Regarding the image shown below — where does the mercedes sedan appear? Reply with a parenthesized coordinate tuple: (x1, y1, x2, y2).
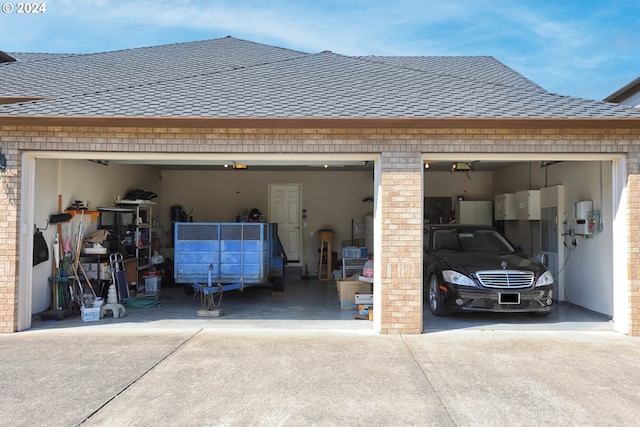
(424, 224, 555, 316)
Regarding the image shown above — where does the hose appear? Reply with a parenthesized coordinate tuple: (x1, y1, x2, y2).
(120, 296, 161, 308)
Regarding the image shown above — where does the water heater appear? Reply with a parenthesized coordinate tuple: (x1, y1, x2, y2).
(573, 200, 593, 236)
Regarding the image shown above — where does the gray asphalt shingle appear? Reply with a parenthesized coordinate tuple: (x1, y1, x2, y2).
(1, 36, 639, 120)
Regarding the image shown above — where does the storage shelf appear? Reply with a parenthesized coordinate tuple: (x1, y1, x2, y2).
(99, 202, 153, 282)
(66, 209, 101, 224)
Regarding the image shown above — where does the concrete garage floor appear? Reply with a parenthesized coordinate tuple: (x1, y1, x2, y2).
(423, 304, 613, 332)
(17, 275, 631, 426)
(31, 271, 613, 333)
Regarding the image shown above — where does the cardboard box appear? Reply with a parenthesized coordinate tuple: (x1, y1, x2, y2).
(337, 278, 372, 309)
(340, 301, 358, 310)
(81, 262, 111, 281)
(355, 293, 373, 304)
(336, 276, 355, 300)
(355, 304, 373, 320)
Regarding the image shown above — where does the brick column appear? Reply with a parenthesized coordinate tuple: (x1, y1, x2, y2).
(377, 151, 423, 334)
(628, 172, 640, 336)
(0, 148, 19, 332)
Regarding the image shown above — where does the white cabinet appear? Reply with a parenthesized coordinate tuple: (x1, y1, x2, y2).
(456, 200, 492, 225)
(495, 193, 517, 220)
(515, 190, 540, 220)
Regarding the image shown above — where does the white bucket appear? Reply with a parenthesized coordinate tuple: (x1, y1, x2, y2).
(145, 276, 158, 293)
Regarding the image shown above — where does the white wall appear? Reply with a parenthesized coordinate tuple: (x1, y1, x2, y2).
(33, 159, 159, 314)
(424, 170, 494, 201)
(159, 169, 374, 274)
(493, 161, 614, 317)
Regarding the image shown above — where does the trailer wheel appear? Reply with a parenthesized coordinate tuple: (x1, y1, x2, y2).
(183, 284, 195, 295)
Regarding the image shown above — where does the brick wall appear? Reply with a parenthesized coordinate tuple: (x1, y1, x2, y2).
(628, 174, 640, 336)
(378, 151, 424, 334)
(0, 147, 19, 332)
(1, 125, 639, 334)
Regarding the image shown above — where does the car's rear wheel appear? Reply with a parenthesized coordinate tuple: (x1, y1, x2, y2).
(428, 275, 449, 316)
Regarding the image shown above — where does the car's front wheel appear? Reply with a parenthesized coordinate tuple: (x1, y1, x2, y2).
(428, 275, 449, 316)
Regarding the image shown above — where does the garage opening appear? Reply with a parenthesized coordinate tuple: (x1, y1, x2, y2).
(422, 154, 624, 332)
(22, 152, 378, 330)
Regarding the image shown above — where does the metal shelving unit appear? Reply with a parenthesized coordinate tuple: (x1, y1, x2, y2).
(98, 200, 154, 279)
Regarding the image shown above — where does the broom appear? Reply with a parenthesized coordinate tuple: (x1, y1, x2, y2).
(47, 210, 72, 310)
(69, 212, 97, 300)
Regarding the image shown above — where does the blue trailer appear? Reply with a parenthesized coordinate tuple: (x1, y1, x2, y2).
(174, 222, 287, 308)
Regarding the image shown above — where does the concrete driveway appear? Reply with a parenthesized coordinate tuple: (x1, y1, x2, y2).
(1, 323, 639, 426)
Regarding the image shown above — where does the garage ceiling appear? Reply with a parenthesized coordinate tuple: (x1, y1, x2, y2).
(99, 158, 540, 172)
(103, 159, 376, 172)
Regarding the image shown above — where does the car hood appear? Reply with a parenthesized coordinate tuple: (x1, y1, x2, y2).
(437, 252, 546, 276)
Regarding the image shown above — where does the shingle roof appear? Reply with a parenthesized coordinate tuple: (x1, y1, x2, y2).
(1, 36, 640, 120)
(6, 52, 81, 62)
(0, 37, 306, 98)
(357, 55, 543, 92)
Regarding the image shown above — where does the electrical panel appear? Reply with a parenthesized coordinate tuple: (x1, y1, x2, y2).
(573, 200, 593, 236)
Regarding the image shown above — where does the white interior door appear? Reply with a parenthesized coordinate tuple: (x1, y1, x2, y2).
(269, 184, 301, 264)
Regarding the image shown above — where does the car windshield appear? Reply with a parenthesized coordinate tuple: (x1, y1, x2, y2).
(432, 229, 515, 253)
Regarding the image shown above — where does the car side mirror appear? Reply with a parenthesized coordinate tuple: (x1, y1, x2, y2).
(515, 246, 524, 253)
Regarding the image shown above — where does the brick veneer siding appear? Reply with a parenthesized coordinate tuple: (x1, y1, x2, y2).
(1, 125, 639, 334)
(629, 173, 640, 336)
(378, 151, 424, 334)
(0, 146, 19, 332)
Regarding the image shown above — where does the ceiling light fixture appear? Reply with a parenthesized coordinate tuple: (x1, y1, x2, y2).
(451, 162, 473, 173)
(233, 162, 248, 170)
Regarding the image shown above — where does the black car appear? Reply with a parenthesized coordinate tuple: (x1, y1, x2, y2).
(423, 224, 555, 316)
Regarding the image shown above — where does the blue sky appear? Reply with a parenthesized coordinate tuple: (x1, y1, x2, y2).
(1, 0, 638, 101)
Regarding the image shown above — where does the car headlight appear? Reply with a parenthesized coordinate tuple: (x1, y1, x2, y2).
(535, 270, 555, 287)
(442, 270, 477, 287)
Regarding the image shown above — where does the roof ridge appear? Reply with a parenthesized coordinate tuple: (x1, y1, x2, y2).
(9, 48, 312, 104)
(25, 35, 310, 58)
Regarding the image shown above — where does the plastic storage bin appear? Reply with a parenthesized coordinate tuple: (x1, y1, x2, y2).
(81, 306, 100, 322)
(342, 247, 368, 258)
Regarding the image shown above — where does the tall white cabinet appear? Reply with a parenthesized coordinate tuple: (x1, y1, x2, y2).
(494, 190, 541, 221)
(495, 193, 517, 220)
(515, 190, 541, 220)
(456, 200, 493, 225)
